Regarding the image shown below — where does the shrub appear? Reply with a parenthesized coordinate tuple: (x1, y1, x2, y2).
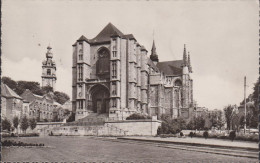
(229, 131, 236, 141)
(18, 133, 39, 137)
(2, 118, 11, 131)
(189, 132, 194, 138)
(1, 140, 44, 147)
(157, 126, 162, 135)
(126, 113, 151, 120)
(203, 131, 209, 139)
(180, 132, 184, 137)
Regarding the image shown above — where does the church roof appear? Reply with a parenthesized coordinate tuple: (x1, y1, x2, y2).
(90, 23, 124, 44)
(122, 34, 136, 40)
(1, 84, 22, 99)
(156, 60, 183, 76)
(77, 35, 90, 43)
(148, 59, 159, 72)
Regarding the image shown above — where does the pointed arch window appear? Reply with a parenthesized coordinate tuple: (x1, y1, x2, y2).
(175, 79, 182, 87)
(96, 48, 110, 79)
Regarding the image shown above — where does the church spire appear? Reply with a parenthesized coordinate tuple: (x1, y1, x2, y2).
(183, 44, 188, 66)
(150, 39, 159, 64)
(188, 52, 192, 72)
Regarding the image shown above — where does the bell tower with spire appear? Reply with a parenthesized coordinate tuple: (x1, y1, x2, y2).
(41, 45, 57, 91)
(150, 40, 159, 65)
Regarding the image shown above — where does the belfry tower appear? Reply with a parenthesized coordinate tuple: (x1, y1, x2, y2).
(42, 45, 57, 91)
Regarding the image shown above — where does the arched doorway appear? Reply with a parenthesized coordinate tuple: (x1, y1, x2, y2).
(90, 85, 110, 114)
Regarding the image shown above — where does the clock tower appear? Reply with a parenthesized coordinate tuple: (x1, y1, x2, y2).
(42, 45, 57, 91)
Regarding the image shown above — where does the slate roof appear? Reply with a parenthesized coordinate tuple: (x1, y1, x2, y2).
(89, 23, 124, 44)
(147, 59, 159, 72)
(156, 60, 183, 76)
(122, 34, 136, 40)
(1, 84, 22, 99)
(77, 35, 90, 43)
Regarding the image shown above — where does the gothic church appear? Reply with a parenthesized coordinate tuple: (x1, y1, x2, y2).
(72, 23, 194, 121)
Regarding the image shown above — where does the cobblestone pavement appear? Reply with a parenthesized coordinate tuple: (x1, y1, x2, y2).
(2, 136, 258, 162)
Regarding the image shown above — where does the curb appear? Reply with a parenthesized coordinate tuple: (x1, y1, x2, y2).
(118, 137, 258, 152)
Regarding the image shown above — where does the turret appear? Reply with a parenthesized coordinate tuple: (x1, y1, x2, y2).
(182, 44, 189, 74)
(46, 46, 53, 58)
(150, 40, 159, 65)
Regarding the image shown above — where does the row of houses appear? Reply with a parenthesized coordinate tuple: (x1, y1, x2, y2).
(1, 83, 72, 122)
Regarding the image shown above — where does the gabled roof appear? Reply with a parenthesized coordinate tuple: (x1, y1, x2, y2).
(77, 35, 90, 43)
(156, 60, 183, 76)
(1, 84, 22, 99)
(89, 23, 124, 44)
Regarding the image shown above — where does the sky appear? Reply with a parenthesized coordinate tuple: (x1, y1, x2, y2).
(2, 0, 258, 110)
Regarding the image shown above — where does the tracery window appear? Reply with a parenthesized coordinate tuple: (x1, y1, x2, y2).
(78, 64, 83, 81)
(112, 82, 117, 95)
(96, 48, 110, 79)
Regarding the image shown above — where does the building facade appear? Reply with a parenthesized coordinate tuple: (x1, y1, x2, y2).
(20, 89, 59, 121)
(1, 84, 23, 120)
(72, 23, 194, 121)
(42, 46, 57, 91)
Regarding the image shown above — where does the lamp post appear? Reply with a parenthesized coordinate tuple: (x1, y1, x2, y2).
(244, 76, 246, 134)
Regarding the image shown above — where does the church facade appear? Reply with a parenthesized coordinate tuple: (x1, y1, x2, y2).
(72, 23, 194, 121)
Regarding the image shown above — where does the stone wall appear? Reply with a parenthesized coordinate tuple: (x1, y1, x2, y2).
(50, 118, 161, 136)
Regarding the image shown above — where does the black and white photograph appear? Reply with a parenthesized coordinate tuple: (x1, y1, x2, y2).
(1, 0, 259, 162)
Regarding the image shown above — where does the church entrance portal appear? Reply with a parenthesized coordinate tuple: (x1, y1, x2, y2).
(91, 85, 110, 114)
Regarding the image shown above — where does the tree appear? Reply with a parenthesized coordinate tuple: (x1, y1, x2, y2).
(2, 118, 11, 132)
(20, 116, 29, 133)
(64, 109, 71, 117)
(16, 80, 43, 95)
(53, 91, 70, 105)
(195, 116, 205, 131)
(231, 114, 240, 132)
(209, 112, 218, 128)
(42, 86, 53, 94)
(2, 76, 17, 91)
(13, 116, 19, 134)
(187, 119, 195, 130)
(29, 118, 37, 130)
(224, 105, 234, 131)
(252, 78, 259, 107)
(216, 112, 225, 130)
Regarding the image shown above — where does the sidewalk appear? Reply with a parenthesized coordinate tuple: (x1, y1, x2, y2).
(120, 136, 258, 151)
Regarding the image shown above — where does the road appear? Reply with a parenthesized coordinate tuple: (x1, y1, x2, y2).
(2, 136, 258, 162)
